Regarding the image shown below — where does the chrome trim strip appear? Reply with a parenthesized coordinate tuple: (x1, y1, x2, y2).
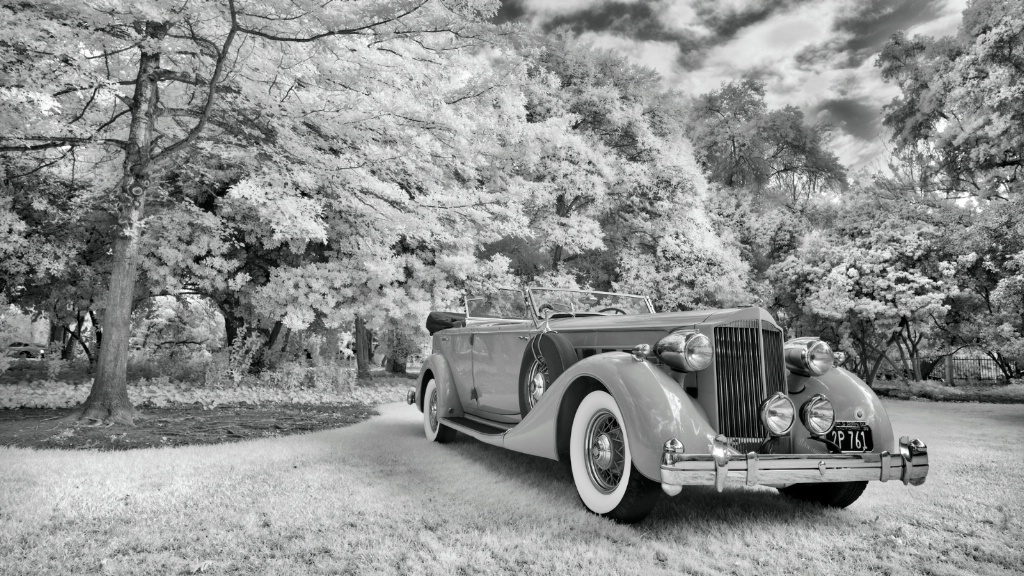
(660, 439, 929, 491)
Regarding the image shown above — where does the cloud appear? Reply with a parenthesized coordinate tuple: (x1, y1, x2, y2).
(688, 0, 814, 44)
(812, 99, 881, 141)
(495, 0, 965, 170)
(577, 31, 684, 85)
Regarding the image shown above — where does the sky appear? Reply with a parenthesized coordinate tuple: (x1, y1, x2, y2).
(496, 0, 968, 172)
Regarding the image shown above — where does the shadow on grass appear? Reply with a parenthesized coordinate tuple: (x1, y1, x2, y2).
(400, 423, 828, 531)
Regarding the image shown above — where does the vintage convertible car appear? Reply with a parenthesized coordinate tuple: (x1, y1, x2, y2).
(408, 287, 929, 523)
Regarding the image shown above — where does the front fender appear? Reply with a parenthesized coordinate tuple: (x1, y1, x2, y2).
(787, 367, 896, 454)
(504, 353, 718, 482)
(416, 354, 464, 418)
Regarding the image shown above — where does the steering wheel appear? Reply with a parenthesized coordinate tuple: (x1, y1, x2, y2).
(598, 307, 627, 315)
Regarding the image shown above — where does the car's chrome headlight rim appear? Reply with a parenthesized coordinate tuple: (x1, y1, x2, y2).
(655, 330, 713, 372)
(759, 391, 795, 437)
(800, 393, 836, 436)
(784, 337, 835, 376)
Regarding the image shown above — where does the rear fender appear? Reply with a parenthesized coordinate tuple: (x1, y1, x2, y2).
(787, 367, 896, 454)
(503, 353, 718, 482)
(416, 354, 464, 418)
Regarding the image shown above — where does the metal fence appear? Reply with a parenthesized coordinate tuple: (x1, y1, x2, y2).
(931, 357, 1006, 382)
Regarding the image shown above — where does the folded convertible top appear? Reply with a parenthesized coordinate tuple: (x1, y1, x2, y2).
(425, 311, 466, 335)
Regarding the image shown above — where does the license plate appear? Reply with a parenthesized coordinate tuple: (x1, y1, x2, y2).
(828, 422, 872, 452)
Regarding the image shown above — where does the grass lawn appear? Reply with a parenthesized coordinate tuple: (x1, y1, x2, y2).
(1, 400, 1022, 575)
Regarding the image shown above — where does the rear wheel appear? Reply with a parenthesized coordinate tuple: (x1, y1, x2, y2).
(422, 379, 455, 443)
(778, 481, 867, 508)
(569, 391, 660, 523)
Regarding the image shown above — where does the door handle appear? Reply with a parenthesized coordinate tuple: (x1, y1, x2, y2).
(440, 336, 449, 342)
(518, 335, 530, 340)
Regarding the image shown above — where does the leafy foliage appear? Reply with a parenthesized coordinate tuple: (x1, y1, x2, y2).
(878, 0, 1024, 199)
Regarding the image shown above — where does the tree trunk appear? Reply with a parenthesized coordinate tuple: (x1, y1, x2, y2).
(385, 356, 407, 374)
(88, 309, 102, 367)
(78, 24, 167, 424)
(267, 320, 284, 351)
(48, 319, 62, 346)
(224, 313, 241, 347)
(61, 314, 85, 360)
(355, 316, 372, 379)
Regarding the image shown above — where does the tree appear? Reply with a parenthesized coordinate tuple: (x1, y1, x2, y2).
(878, 0, 1024, 199)
(936, 195, 1024, 380)
(769, 186, 951, 386)
(1, 0, 504, 423)
(478, 36, 752, 309)
(685, 77, 846, 203)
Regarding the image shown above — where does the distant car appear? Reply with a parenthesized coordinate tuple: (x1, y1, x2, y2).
(6, 341, 47, 359)
(409, 287, 929, 523)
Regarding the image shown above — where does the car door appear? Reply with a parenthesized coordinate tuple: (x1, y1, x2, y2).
(471, 322, 535, 416)
(441, 327, 477, 411)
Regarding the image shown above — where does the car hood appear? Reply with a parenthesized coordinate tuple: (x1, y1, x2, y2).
(548, 306, 781, 333)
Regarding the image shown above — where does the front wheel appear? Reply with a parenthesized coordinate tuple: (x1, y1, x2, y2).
(422, 379, 455, 443)
(569, 391, 660, 523)
(778, 481, 867, 508)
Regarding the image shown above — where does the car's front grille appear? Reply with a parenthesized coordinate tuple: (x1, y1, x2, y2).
(713, 321, 786, 452)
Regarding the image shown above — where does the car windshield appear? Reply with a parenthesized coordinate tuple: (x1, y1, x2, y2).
(527, 288, 653, 317)
(465, 288, 531, 319)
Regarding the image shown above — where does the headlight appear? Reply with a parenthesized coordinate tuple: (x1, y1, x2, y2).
(784, 337, 834, 376)
(759, 392, 795, 436)
(800, 394, 836, 436)
(655, 331, 713, 372)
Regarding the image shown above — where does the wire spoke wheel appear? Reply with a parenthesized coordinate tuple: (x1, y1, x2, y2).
(568, 391, 660, 522)
(428, 387, 439, 433)
(584, 409, 626, 493)
(422, 379, 454, 443)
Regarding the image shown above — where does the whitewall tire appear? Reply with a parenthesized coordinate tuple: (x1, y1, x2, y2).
(569, 390, 660, 523)
(423, 379, 455, 443)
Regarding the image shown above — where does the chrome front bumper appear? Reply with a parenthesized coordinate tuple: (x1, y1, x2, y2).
(660, 435, 928, 496)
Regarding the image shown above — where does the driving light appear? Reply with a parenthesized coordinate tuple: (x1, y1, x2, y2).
(759, 392, 795, 436)
(655, 331, 713, 372)
(784, 337, 835, 376)
(800, 394, 836, 436)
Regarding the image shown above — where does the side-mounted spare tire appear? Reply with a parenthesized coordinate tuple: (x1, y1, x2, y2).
(518, 332, 577, 416)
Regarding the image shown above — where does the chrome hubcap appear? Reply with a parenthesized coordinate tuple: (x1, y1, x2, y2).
(428, 389, 438, 432)
(590, 434, 613, 469)
(584, 409, 625, 494)
(528, 362, 547, 407)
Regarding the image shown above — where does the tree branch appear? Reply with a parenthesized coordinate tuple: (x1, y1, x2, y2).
(234, 1, 429, 43)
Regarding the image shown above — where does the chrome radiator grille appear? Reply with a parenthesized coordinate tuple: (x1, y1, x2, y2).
(713, 321, 786, 450)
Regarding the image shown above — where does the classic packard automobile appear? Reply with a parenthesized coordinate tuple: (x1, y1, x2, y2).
(408, 287, 929, 523)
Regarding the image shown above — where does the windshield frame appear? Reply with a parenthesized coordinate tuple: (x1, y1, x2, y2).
(525, 287, 654, 318)
(463, 288, 531, 320)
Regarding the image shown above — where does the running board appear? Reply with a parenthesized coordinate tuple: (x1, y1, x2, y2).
(441, 417, 507, 447)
